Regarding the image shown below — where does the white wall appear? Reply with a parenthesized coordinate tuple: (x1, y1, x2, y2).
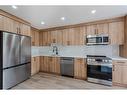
(32, 45, 119, 58)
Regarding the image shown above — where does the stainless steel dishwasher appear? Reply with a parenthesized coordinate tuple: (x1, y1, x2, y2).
(60, 57, 74, 77)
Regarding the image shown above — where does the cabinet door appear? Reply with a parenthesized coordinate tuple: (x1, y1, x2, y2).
(0, 15, 4, 30)
(31, 29, 35, 46)
(74, 58, 87, 79)
(86, 25, 97, 36)
(47, 31, 51, 46)
(49, 57, 60, 74)
(13, 20, 20, 34)
(42, 32, 48, 46)
(74, 26, 86, 45)
(57, 30, 63, 45)
(20, 24, 31, 36)
(3, 16, 14, 33)
(36, 57, 40, 73)
(113, 61, 127, 87)
(62, 29, 69, 45)
(39, 32, 43, 46)
(51, 30, 57, 44)
(109, 21, 124, 45)
(96, 23, 109, 35)
(112, 63, 122, 84)
(40, 56, 49, 72)
(35, 31, 40, 46)
(68, 28, 75, 45)
(31, 57, 36, 75)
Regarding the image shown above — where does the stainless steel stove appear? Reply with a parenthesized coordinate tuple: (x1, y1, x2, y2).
(87, 55, 112, 86)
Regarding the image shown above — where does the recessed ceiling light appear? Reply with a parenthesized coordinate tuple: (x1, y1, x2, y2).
(41, 21, 45, 25)
(12, 5, 18, 9)
(61, 17, 65, 21)
(91, 10, 96, 14)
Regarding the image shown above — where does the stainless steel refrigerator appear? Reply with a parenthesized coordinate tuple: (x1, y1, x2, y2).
(0, 31, 31, 89)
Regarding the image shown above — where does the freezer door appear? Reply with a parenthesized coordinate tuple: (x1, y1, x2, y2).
(3, 32, 20, 68)
(21, 36, 31, 64)
(3, 63, 31, 89)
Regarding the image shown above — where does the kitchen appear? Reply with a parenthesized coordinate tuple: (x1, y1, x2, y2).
(0, 6, 127, 89)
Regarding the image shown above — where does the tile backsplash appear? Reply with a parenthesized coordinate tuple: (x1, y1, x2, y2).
(32, 45, 119, 58)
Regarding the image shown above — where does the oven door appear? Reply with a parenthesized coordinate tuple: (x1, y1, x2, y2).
(87, 64, 112, 81)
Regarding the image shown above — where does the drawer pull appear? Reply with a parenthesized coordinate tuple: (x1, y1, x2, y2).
(117, 62, 125, 63)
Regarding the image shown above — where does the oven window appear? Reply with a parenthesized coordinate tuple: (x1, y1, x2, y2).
(87, 65, 112, 81)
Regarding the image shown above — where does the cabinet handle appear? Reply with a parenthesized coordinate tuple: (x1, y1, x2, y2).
(96, 29, 98, 34)
(17, 28, 18, 33)
(113, 65, 115, 71)
(95, 29, 96, 34)
(19, 28, 21, 34)
(117, 62, 125, 63)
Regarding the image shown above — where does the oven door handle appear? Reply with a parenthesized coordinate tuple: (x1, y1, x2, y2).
(87, 63, 112, 67)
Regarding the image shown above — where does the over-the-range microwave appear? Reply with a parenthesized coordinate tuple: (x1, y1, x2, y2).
(86, 35, 109, 45)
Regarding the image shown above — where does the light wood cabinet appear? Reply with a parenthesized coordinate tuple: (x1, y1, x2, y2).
(109, 21, 124, 45)
(62, 27, 86, 45)
(41, 31, 48, 46)
(96, 23, 109, 35)
(57, 30, 63, 44)
(0, 15, 4, 30)
(13, 20, 20, 34)
(62, 29, 69, 45)
(20, 24, 31, 36)
(74, 58, 87, 79)
(74, 26, 86, 45)
(86, 25, 97, 35)
(31, 56, 40, 75)
(112, 60, 127, 87)
(86, 23, 109, 36)
(3, 16, 14, 33)
(0, 14, 31, 36)
(51, 30, 57, 44)
(31, 28, 39, 46)
(40, 56, 60, 74)
(49, 57, 60, 74)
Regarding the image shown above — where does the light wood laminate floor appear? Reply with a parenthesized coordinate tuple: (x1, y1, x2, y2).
(12, 72, 125, 89)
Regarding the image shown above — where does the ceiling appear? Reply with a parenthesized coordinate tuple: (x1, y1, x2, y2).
(0, 6, 127, 29)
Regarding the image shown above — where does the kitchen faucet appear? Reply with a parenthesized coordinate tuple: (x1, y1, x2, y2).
(53, 46, 58, 55)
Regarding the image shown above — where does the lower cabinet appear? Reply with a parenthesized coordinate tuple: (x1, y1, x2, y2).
(74, 58, 87, 80)
(112, 60, 127, 87)
(31, 57, 40, 75)
(40, 56, 60, 74)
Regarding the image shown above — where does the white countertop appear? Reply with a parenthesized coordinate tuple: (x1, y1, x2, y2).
(109, 56, 127, 60)
(34, 54, 127, 61)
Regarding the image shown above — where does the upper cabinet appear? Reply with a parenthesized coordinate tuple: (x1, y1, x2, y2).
(0, 13, 31, 37)
(86, 25, 97, 35)
(39, 17, 124, 46)
(31, 27, 39, 46)
(109, 21, 124, 45)
(86, 23, 109, 35)
(20, 24, 31, 36)
(73, 27, 86, 45)
(0, 15, 4, 30)
(40, 26, 86, 46)
(96, 23, 109, 35)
